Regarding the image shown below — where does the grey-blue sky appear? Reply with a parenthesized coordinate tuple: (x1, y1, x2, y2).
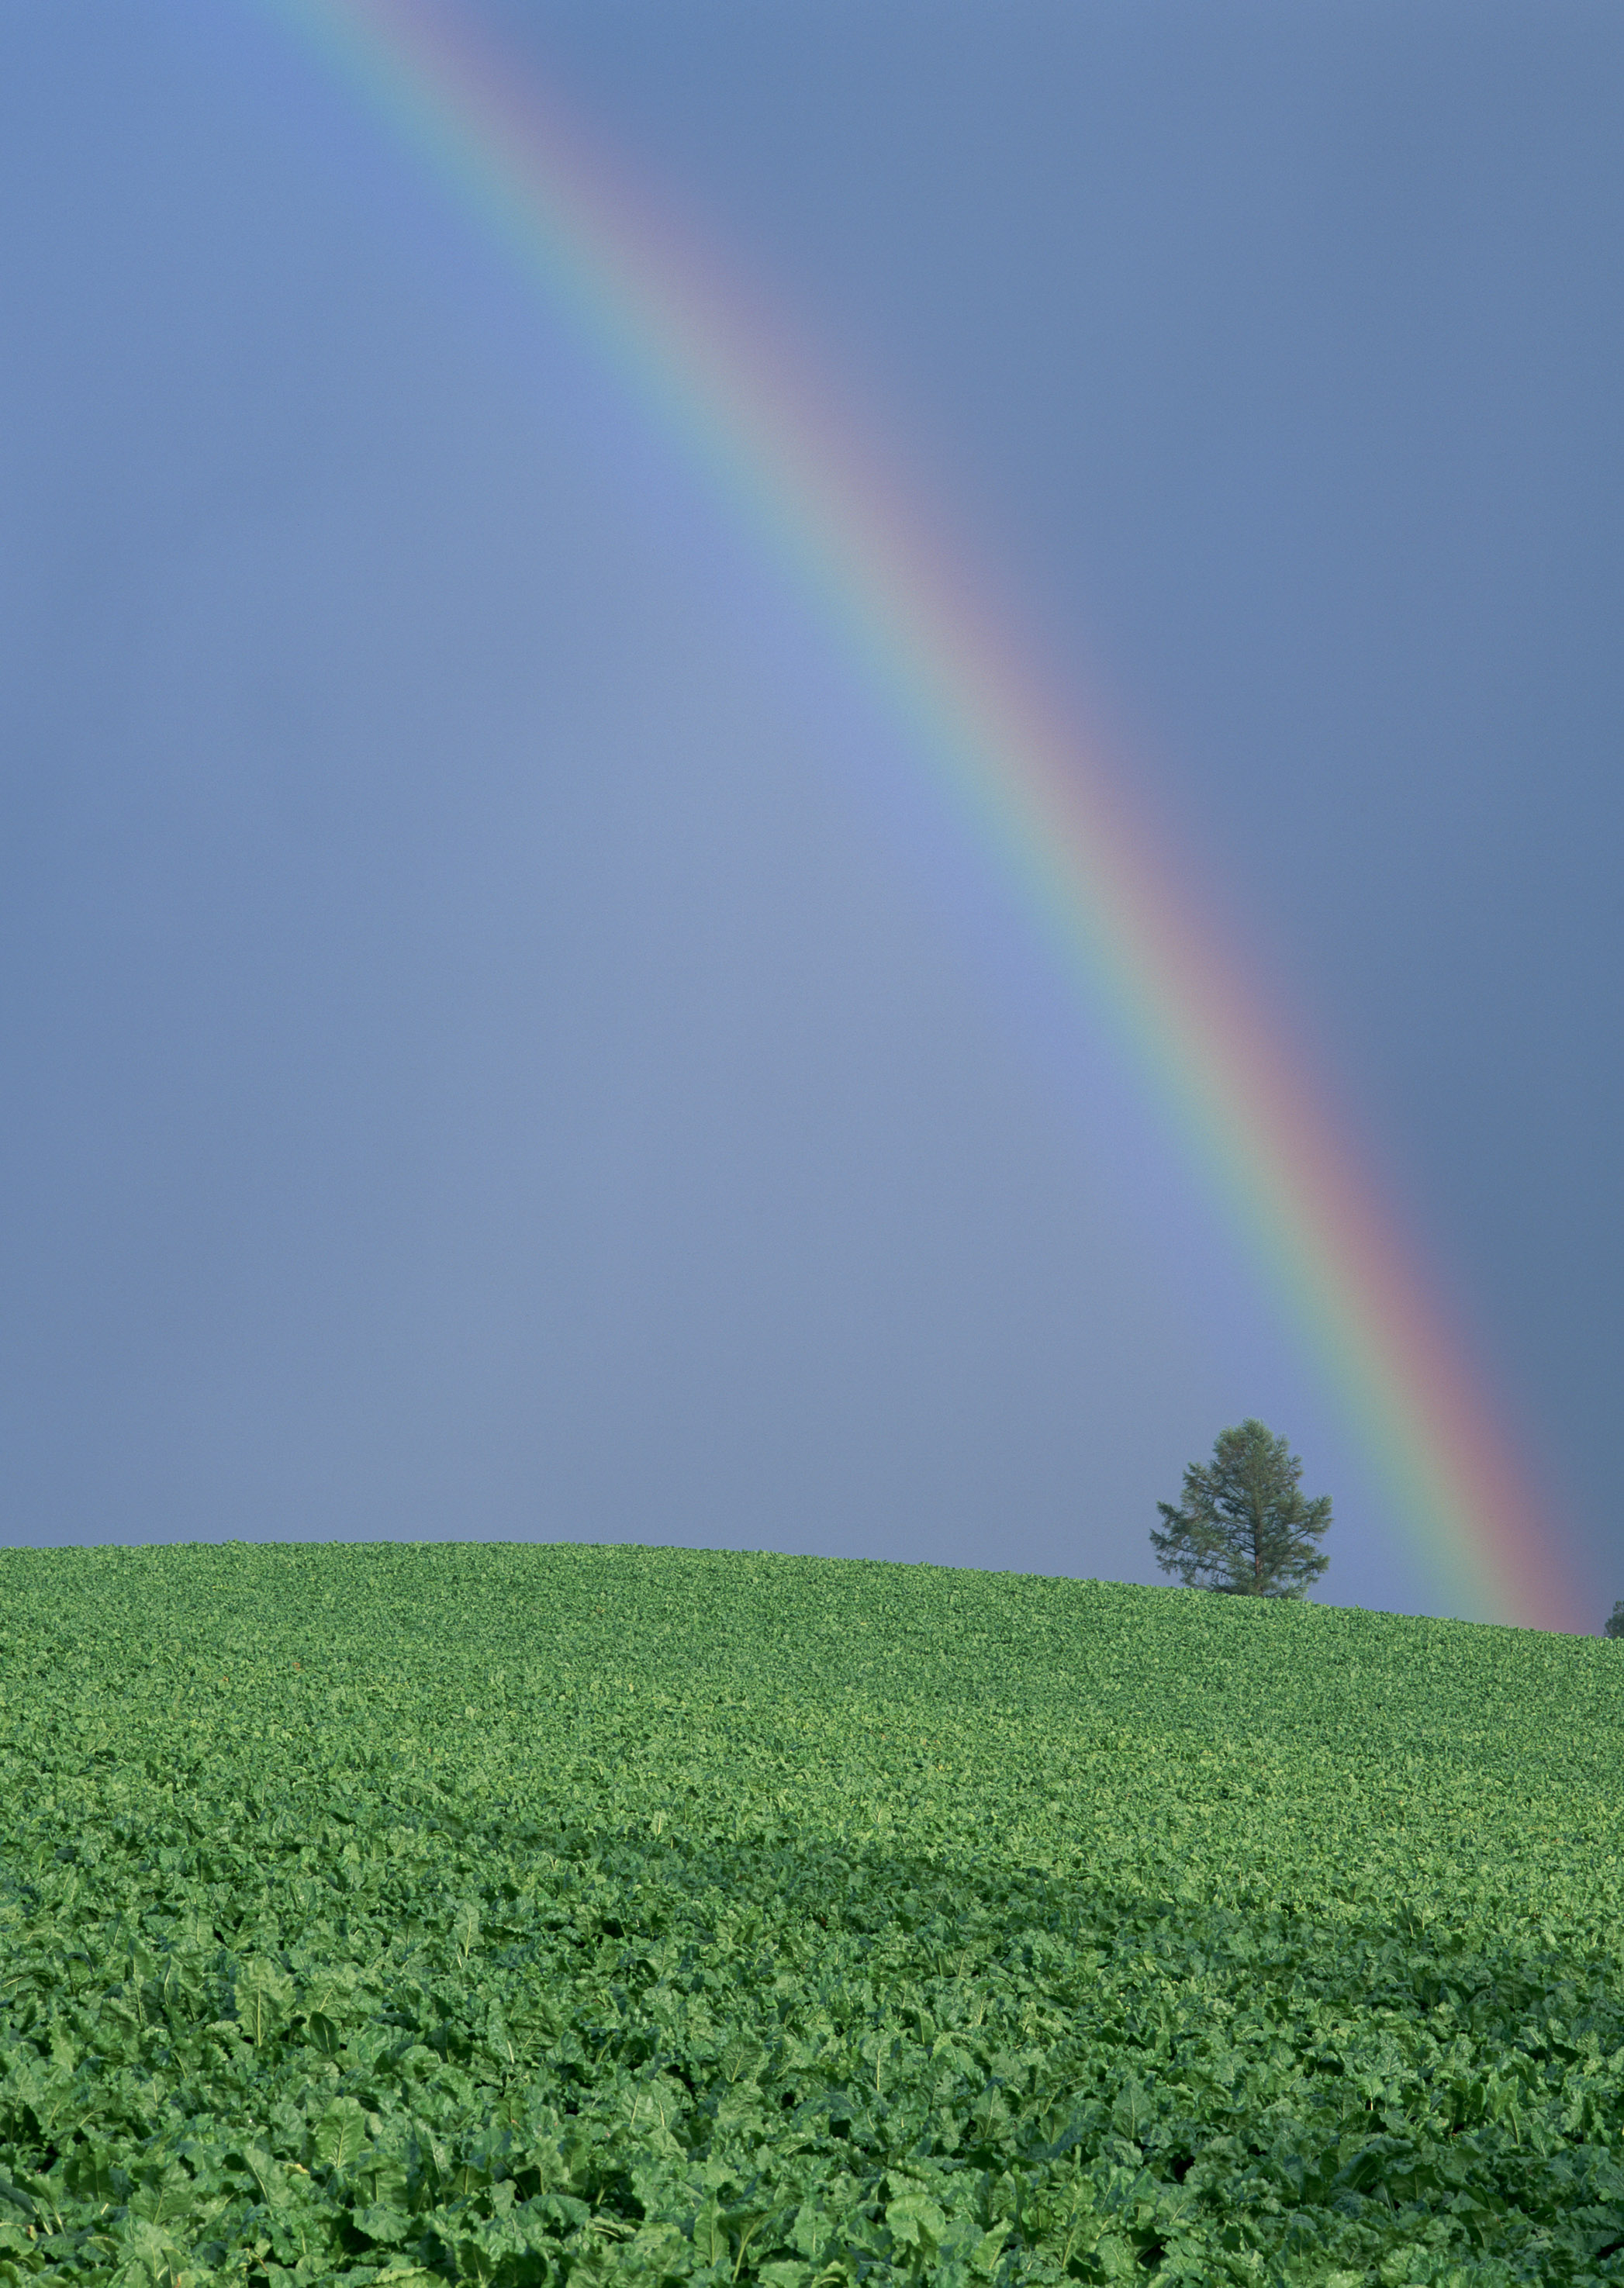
(2, 0, 1619, 1619)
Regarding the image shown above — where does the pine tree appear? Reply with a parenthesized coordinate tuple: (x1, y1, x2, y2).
(1151, 1419, 1330, 1598)
(1604, 1602, 1624, 1640)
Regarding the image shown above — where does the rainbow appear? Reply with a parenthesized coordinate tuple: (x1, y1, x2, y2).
(261, 0, 1581, 1630)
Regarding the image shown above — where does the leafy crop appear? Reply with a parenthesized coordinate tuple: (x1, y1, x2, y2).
(2, 1541, 1624, 2286)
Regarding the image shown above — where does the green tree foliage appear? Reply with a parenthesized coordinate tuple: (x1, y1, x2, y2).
(1151, 1416, 1331, 1596)
(1605, 1600, 1624, 1638)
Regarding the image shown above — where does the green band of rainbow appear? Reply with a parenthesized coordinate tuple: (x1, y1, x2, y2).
(262, 0, 1582, 1630)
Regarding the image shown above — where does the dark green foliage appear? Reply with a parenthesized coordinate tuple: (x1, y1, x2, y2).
(2, 1540, 1622, 2287)
(1150, 1420, 1331, 1597)
(1605, 1602, 1624, 1640)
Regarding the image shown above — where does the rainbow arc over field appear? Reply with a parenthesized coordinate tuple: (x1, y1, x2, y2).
(269, 0, 1580, 1630)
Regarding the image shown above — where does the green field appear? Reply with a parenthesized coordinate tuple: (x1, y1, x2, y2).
(2, 1541, 1623, 2287)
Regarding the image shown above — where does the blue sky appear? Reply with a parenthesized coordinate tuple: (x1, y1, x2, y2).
(2, 0, 1620, 1622)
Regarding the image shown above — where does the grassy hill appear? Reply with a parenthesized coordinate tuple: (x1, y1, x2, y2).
(2, 1540, 1622, 2285)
